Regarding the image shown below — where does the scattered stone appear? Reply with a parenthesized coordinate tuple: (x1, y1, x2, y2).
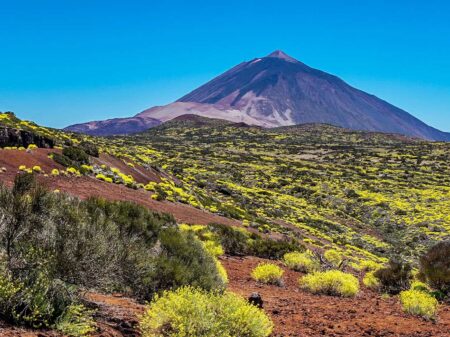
(248, 292, 264, 308)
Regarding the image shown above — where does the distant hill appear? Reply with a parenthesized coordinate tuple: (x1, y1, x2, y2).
(65, 115, 161, 136)
(65, 51, 450, 141)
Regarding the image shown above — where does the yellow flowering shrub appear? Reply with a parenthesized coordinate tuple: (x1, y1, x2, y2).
(363, 271, 380, 290)
(360, 260, 383, 271)
(80, 164, 93, 173)
(96, 173, 113, 183)
(399, 290, 438, 319)
(144, 182, 157, 191)
(203, 240, 224, 257)
(32, 166, 42, 173)
(27, 144, 38, 150)
(215, 259, 228, 284)
(51, 169, 60, 176)
(299, 270, 359, 297)
(283, 251, 319, 273)
(410, 280, 431, 292)
(324, 249, 343, 267)
(55, 304, 96, 337)
(251, 263, 284, 285)
(111, 167, 120, 174)
(0, 273, 21, 305)
(67, 167, 81, 176)
(139, 286, 273, 337)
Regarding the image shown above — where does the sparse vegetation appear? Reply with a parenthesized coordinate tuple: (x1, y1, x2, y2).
(2, 112, 450, 335)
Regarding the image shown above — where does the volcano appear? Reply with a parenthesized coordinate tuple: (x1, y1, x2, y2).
(65, 50, 450, 141)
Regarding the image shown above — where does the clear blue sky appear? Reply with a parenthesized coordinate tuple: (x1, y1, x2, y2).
(1, 0, 449, 130)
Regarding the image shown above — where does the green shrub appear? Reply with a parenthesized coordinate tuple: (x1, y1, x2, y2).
(375, 260, 412, 295)
(208, 223, 251, 256)
(299, 270, 359, 297)
(419, 241, 450, 296)
(178, 224, 228, 285)
(139, 286, 273, 337)
(399, 290, 438, 320)
(208, 223, 303, 259)
(51, 152, 73, 167)
(283, 251, 319, 273)
(250, 237, 301, 260)
(0, 269, 76, 329)
(79, 141, 99, 158)
(0, 174, 226, 330)
(251, 263, 284, 285)
(149, 228, 227, 295)
(62, 146, 89, 165)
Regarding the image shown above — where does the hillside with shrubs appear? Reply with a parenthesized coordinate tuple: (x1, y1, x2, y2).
(0, 111, 449, 336)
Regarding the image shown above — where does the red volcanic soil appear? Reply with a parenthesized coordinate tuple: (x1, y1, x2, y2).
(0, 148, 64, 183)
(92, 153, 162, 184)
(222, 256, 450, 337)
(0, 149, 239, 226)
(84, 292, 145, 337)
(46, 176, 239, 226)
(2, 256, 448, 337)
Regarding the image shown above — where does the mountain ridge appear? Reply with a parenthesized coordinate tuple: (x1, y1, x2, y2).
(65, 51, 450, 141)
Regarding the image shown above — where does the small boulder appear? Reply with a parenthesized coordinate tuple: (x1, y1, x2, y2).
(248, 292, 263, 308)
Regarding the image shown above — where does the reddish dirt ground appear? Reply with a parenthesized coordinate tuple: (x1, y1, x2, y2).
(92, 154, 162, 184)
(84, 292, 145, 337)
(222, 256, 450, 337)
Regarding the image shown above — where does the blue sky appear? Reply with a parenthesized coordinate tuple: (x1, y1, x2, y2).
(1, 0, 449, 130)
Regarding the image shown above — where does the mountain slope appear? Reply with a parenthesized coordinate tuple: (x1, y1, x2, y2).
(177, 50, 450, 140)
(65, 51, 450, 140)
